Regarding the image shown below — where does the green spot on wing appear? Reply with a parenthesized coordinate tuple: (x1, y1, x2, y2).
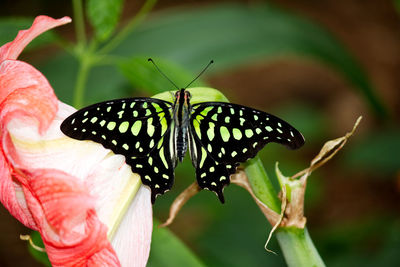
(131, 121, 142, 135)
(207, 127, 215, 141)
(119, 121, 129, 133)
(220, 126, 230, 142)
(245, 129, 253, 138)
(232, 128, 242, 140)
(107, 121, 116, 130)
(159, 146, 168, 169)
(152, 103, 163, 113)
(199, 147, 207, 168)
(200, 106, 213, 116)
(158, 114, 168, 135)
(147, 117, 155, 136)
(193, 119, 201, 138)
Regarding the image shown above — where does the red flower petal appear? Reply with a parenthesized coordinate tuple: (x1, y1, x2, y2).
(0, 15, 71, 61)
(0, 60, 58, 135)
(21, 168, 120, 266)
(0, 150, 37, 228)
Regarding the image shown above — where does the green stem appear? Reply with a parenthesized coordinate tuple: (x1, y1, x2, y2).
(73, 56, 91, 108)
(244, 157, 280, 213)
(276, 227, 325, 267)
(71, 0, 92, 109)
(244, 158, 325, 266)
(71, 0, 156, 109)
(99, 0, 158, 54)
(72, 0, 86, 46)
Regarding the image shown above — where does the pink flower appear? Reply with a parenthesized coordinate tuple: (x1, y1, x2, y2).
(0, 16, 152, 266)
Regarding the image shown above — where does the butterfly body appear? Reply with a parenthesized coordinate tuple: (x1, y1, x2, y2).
(61, 88, 304, 203)
(173, 89, 191, 162)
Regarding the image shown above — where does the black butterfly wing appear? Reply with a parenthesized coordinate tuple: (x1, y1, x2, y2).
(127, 127, 176, 203)
(60, 98, 176, 203)
(189, 102, 305, 203)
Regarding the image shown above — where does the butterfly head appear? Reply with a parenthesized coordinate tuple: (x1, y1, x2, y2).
(174, 89, 191, 105)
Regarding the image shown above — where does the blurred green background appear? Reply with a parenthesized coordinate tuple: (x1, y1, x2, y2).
(1, 0, 400, 266)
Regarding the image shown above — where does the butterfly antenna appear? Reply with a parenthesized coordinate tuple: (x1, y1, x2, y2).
(185, 60, 214, 88)
(148, 58, 180, 90)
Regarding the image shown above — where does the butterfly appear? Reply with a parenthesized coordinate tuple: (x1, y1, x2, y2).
(60, 61, 305, 204)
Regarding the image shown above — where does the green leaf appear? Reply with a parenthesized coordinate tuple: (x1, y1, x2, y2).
(343, 128, 400, 176)
(147, 220, 205, 267)
(27, 231, 51, 267)
(38, 52, 131, 106)
(113, 3, 387, 117)
(87, 0, 123, 41)
(0, 17, 57, 51)
(317, 218, 400, 266)
(394, 0, 400, 14)
(272, 104, 329, 144)
(152, 87, 228, 104)
(118, 56, 205, 95)
(47, 3, 387, 119)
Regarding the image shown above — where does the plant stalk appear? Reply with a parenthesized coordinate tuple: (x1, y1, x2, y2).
(73, 56, 90, 108)
(99, 0, 158, 54)
(72, 0, 86, 46)
(276, 227, 325, 267)
(244, 158, 325, 266)
(244, 157, 281, 213)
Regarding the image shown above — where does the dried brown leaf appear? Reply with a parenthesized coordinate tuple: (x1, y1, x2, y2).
(275, 164, 307, 228)
(276, 116, 362, 228)
(264, 184, 287, 254)
(292, 116, 362, 179)
(159, 182, 201, 227)
(20, 234, 46, 252)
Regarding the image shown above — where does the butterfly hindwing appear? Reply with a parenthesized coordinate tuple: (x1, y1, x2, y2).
(189, 102, 305, 202)
(60, 97, 175, 202)
(189, 131, 236, 203)
(127, 127, 176, 203)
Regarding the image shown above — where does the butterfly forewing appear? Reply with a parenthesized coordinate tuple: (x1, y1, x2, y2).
(189, 102, 305, 201)
(60, 97, 175, 202)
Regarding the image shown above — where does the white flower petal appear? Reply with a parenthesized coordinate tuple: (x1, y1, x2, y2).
(7, 101, 153, 263)
(111, 186, 152, 267)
